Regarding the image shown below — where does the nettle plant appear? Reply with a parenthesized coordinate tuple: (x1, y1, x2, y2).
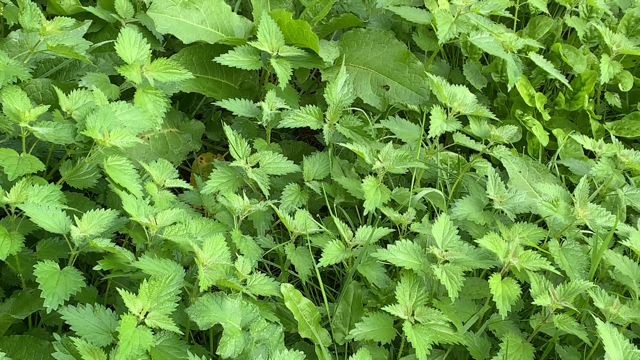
(1, 0, 640, 358)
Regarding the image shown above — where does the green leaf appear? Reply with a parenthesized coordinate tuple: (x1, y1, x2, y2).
(319, 239, 349, 267)
(270, 9, 320, 52)
(335, 29, 430, 110)
(385, 6, 432, 25)
(102, 156, 144, 198)
(595, 318, 640, 360)
(186, 293, 260, 358)
(0, 148, 45, 181)
(143, 58, 193, 84)
(115, 313, 155, 360)
(33, 260, 86, 312)
(463, 59, 487, 90)
(528, 52, 571, 89)
(251, 12, 286, 54)
(114, 0, 134, 18)
(279, 105, 324, 129)
(147, 0, 253, 45)
(72, 338, 108, 360)
(600, 53, 623, 85)
(214, 45, 263, 70)
(373, 239, 427, 271)
(428, 105, 460, 138)
(172, 44, 258, 99)
(549, 239, 588, 280)
(223, 124, 252, 161)
(605, 112, 640, 138)
(361, 175, 392, 214)
(59, 160, 101, 189)
(115, 27, 150, 65)
(380, 116, 422, 144)
(216, 98, 261, 118)
(0, 50, 32, 88)
(59, 304, 119, 347)
(332, 281, 364, 345)
(492, 333, 534, 360)
(270, 57, 293, 89)
(488, 273, 521, 319)
(0, 225, 25, 261)
(18, 202, 72, 234)
(281, 283, 332, 350)
(349, 312, 396, 344)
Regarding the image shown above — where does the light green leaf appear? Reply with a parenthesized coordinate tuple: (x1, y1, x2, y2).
(147, 0, 253, 45)
(114, 0, 134, 18)
(33, 260, 86, 312)
(380, 116, 422, 144)
(281, 283, 332, 350)
(115, 313, 154, 360)
(214, 45, 263, 70)
(361, 175, 391, 214)
(348, 312, 396, 344)
(251, 12, 286, 54)
(0, 225, 25, 261)
(595, 318, 640, 360)
(279, 105, 324, 129)
(386, 6, 432, 25)
(0, 148, 45, 181)
(492, 333, 534, 360)
(59, 304, 119, 347)
(373, 239, 426, 271)
(102, 156, 143, 198)
(115, 27, 150, 65)
(19, 202, 72, 234)
(143, 58, 193, 84)
(605, 112, 640, 138)
(216, 98, 261, 118)
(270, 9, 320, 52)
(488, 273, 521, 319)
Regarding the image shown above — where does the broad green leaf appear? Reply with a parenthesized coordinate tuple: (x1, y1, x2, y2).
(348, 312, 396, 344)
(115, 313, 154, 360)
(186, 293, 260, 358)
(143, 58, 193, 84)
(72, 338, 107, 360)
(147, 0, 253, 45)
(115, 27, 150, 65)
(214, 45, 263, 70)
(492, 333, 534, 360)
(59, 304, 119, 347)
(33, 260, 86, 312)
(0, 225, 25, 261)
(102, 156, 143, 198)
(0, 148, 46, 180)
(380, 116, 422, 144)
(114, 0, 134, 19)
(373, 239, 427, 271)
(251, 13, 286, 54)
(595, 318, 640, 360)
(18, 202, 72, 234)
(59, 160, 101, 189)
(334, 29, 430, 110)
(270, 9, 320, 52)
(488, 273, 521, 319)
(605, 112, 640, 138)
(172, 44, 257, 99)
(223, 124, 252, 161)
(361, 175, 391, 214)
(281, 283, 332, 350)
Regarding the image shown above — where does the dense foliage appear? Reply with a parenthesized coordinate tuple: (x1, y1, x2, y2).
(1, 0, 640, 358)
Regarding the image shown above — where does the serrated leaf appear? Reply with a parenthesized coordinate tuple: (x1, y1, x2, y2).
(0, 148, 45, 181)
(33, 260, 86, 312)
(214, 45, 263, 70)
(216, 98, 261, 118)
(361, 175, 391, 214)
(270, 9, 320, 52)
(102, 156, 143, 198)
(59, 304, 119, 347)
(319, 239, 349, 267)
(115, 27, 150, 65)
(0, 225, 25, 261)
(172, 44, 258, 99)
(348, 312, 396, 344)
(528, 52, 571, 89)
(595, 318, 640, 360)
(492, 333, 534, 360)
(373, 239, 426, 271)
(115, 313, 154, 360)
(488, 273, 521, 319)
(19, 203, 72, 234)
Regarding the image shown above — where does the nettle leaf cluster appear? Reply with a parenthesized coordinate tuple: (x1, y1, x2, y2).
(1, 0, 640, 358)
